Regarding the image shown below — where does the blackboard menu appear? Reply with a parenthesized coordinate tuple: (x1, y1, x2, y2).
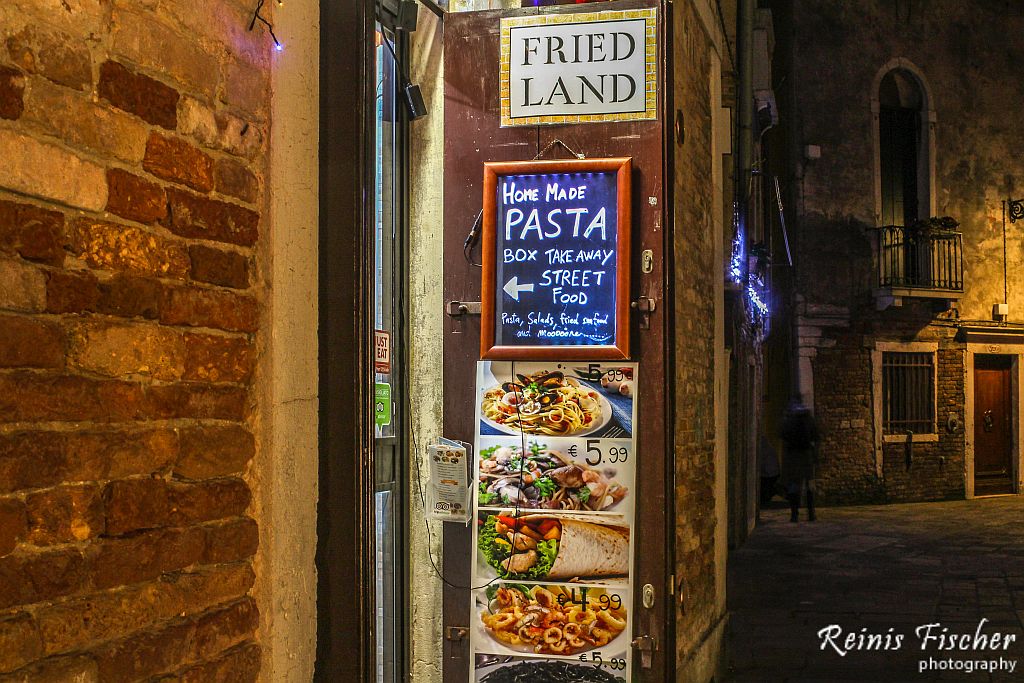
(481, 158, 631, 360)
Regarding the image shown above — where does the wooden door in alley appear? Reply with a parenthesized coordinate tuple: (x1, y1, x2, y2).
(974, 355, 1013, 495)
(441, 2, 671, 681)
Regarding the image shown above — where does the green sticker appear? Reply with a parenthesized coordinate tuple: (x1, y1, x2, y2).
(375, 382, 392, 426)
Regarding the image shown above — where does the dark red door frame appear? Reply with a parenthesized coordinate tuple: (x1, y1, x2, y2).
(317, 0, 377, 678)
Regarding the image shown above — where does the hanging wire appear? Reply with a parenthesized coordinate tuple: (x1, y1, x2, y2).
(533, 138, 586, 161)
(248, 0, 283, 51)
(411, 361, 534, 590)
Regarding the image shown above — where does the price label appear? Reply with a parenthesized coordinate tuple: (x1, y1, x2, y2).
(583, 439, 630, 466)
(555, 588, 623, 612)
(578, 651, 628, 671)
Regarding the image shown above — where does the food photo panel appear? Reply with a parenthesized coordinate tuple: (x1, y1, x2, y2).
(473, 655, 628, 683)
(471, 583, 631, 661)
(477, 362, 636, 439)
(473, 509, 631, 586)
(475, 436, 635, 519)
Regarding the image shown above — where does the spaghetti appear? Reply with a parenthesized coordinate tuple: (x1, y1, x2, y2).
(481, 370, 602, 436)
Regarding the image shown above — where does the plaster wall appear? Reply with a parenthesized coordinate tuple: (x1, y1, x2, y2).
(257, 2, 320, 680)
(409, 10, 445, 683)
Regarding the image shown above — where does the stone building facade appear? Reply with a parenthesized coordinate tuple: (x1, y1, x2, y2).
(769, 0, 1024, 504)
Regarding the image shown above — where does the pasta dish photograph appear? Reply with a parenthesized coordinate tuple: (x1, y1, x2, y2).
(480, 369, 607, 436)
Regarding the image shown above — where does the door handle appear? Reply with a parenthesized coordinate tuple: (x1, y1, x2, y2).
(983, 410, 994, 432)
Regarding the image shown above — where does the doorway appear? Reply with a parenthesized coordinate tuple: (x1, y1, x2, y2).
(973, 354, 1014, 495)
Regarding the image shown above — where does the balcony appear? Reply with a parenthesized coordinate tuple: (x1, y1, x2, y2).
(874, 225, 963, 309)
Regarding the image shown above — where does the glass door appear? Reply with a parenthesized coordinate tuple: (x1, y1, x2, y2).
(373, 25, 408, 683)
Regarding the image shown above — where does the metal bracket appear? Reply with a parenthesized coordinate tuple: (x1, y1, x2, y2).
(631, 296, 656, 330)
(447, 300, 481, 317)
(445, 626, 468, 642)
(631, 634, 658, 669)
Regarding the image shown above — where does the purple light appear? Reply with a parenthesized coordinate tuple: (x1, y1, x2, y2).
(274, 42, 284, 51)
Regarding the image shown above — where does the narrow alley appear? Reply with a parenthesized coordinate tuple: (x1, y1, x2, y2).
(726, 498, 1024, 682)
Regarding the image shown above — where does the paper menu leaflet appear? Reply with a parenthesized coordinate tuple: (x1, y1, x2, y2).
(427, 438, 470, 522)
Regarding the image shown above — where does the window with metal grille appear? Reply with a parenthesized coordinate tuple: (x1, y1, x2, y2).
(882, 351, 935, 434)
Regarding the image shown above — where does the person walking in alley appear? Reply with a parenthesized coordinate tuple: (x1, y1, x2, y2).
(779, 397, 819, 522)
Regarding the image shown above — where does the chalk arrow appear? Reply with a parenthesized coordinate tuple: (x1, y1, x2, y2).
(503, 276, 535, 301)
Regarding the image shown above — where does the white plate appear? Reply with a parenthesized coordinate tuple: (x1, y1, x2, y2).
(480, 385, 612, 437)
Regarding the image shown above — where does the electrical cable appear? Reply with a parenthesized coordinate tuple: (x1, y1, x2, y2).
(248, 0, 283, 51)
(411, 360, 532, 591)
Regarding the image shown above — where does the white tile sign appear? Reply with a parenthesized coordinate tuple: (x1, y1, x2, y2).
(500, 10, 657, 127)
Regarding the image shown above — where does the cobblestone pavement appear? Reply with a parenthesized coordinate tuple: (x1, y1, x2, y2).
(725, 497, 1024, 682)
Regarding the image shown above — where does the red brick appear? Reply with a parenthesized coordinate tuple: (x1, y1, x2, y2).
(67, 321, 186, 381)
(168, 479, 250, 526)
(160, 286, 258, 332)
(163, 188, 259, 246)
(90, 526, 204, 589)
(191, 597, 258, 661)
(25, 484, 104, 545)
(81, 429, 180, 481)
(36, 563, 255, 657)
(0, 66, 24, 120)
(0, 316, 64, 368)
(0, 612, 42, 675)
(98, 60, 179, 129)
(188, 245, 249, 289)
(103, 478, 169, 536)
(144, 132, 214, 192)
(179, 642, 260, 683)
(0, 547, 86, 609)
(0, 373, 146, 423)
(0, 655, 97, 683)
(6, 26, 92, 91)
(96, 618, 194, 681)
(70, 218, 190, 279)
(146, 384, 248, 420)
(0, 199, 65, 265)
(0, 498, 26, 558)
(45, 270, 100, 313)
(213, 157, 259, 203)
(178, 426, 254, 479)
(203, 517, 258, 565)
(106, 168, 168, 223)
(97, 274, 162, 319)
(183, 333, 255, 384)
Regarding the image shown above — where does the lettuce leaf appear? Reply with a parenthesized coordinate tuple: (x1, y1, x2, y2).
(478, 515, 559, 580)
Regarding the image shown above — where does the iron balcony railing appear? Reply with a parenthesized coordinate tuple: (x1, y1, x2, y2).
(876, 225, 964, 291)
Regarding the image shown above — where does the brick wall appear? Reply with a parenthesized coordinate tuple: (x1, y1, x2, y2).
(880, 346, 966, 502)
(0, 1, 268, 679)
(671, 0, 722, 669)
(812, 336, 884, 504)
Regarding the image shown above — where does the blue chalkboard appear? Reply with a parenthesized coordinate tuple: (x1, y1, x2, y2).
(481, 159, 631, 360)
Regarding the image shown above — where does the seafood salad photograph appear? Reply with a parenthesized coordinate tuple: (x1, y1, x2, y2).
(476, 440, 630, 512)
(476, 511, 630, 583)
(475, 584, 629, 658)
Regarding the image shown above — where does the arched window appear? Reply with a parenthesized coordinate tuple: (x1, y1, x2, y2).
(872, 60, 935, 227)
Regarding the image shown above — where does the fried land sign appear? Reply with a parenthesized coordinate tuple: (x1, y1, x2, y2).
(500, 9, 658, 127)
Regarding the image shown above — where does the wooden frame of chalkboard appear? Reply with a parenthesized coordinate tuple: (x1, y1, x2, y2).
(480, 157, 632, 360)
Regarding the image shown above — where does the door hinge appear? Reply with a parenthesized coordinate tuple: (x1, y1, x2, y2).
(447, 300, 481, 316)
(445, 626, 468, 641)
